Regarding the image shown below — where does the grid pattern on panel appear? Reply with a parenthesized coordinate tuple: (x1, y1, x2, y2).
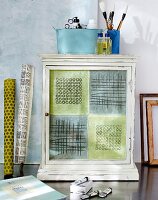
(96, 125, 122, 151)
(55, 78, 82, 104)
(90, 71, 126, 112)
(49, 117, 87, 157)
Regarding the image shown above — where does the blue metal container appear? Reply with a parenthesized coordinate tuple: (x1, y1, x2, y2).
(56, 29, 102, 54)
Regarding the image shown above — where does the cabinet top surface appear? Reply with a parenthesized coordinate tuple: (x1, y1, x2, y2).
(40, 54, 137, 61)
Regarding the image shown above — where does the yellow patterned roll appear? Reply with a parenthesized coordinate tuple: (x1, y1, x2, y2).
(4, 79, 15, 178)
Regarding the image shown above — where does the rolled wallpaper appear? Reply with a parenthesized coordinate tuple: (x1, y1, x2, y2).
(4, 79, 16, 178)
(15, 65, 34, 164)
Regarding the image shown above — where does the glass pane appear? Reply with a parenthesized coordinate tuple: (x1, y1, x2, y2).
(49, 70, 127, 160)
(90, 71, 126, 114)
(49, 116, 88, 159)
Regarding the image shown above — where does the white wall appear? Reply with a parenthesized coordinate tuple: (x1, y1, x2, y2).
(98, 0, 158, 162)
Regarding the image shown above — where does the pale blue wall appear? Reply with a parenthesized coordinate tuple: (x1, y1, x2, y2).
(0, 0, 98, 163)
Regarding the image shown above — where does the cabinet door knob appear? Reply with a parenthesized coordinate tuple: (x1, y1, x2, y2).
(45, 113, 49, 116)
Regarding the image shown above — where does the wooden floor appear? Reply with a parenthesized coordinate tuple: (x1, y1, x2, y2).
(1, 163, 158, 199)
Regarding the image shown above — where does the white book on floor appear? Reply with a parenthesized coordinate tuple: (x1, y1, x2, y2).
(0, 175, 67, 200)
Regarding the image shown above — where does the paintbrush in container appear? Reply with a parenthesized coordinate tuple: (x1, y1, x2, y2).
(99, 0, 109, 30)
(108, 4, 115, 30)
(111, 4, 115, 27)
(117, 5, 128, 30)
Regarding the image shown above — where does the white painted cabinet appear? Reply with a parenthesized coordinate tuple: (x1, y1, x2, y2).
(37, 54, 139, 181)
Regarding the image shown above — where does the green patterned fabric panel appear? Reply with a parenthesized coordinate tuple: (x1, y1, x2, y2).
(88, 115, 126, 160)
(50, 70, 89, 115)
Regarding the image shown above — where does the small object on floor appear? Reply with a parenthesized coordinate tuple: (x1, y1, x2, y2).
(70, 192, 84, 200)
(80, 191, 98, 199)
(70, 177, 93, 194)
(70, 177, 93, 199)
(98, 187, 112, 198)
(80, 187, 112, 199)
(73, 177, 89, 185)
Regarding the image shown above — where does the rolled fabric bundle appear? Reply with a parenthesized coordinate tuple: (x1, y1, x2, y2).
(4, 79, 16, 179)
(15, 65, 34, 165)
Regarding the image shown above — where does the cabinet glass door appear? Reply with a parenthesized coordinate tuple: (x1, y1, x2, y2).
(49, 69, 127, 161)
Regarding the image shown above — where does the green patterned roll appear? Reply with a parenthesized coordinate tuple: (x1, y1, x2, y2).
(4, 79, 15, 178)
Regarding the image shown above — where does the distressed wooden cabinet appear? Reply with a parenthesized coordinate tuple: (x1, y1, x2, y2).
(37, 54, 139, 181)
